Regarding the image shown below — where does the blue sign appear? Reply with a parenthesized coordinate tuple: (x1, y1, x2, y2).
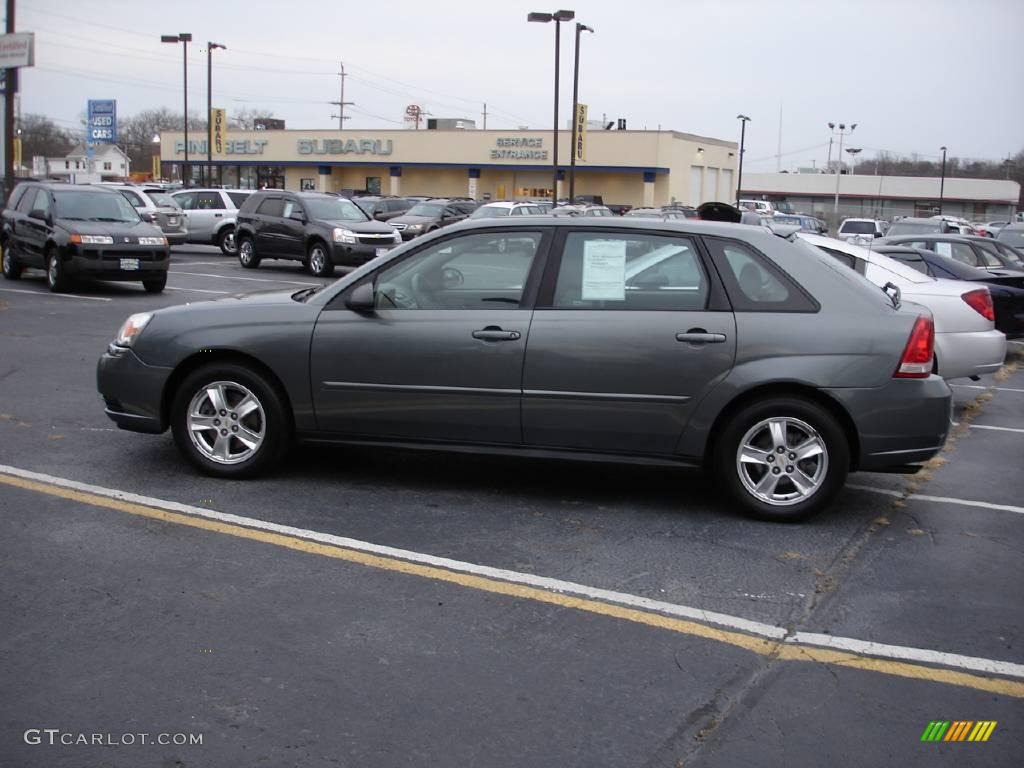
(87, 99, 117, 149)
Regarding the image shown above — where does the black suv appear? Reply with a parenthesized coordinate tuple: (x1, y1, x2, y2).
(234, 191, 401, 277)
(1, 182, 171, 293)
(388, 198, 477, 241)
(353, 196, 413, 222)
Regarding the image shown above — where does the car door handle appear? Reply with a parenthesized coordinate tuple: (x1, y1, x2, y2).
(676, 329, 727, 344)
(214, 213, 223, 217)
(472, 327, 521, 341)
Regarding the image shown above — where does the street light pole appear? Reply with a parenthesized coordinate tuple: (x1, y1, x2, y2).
(207, 42, 226, 187)
(529, 9, 575, 205)
(829, 121, 856, 224)
(161, 33, 192, 185)
(735, 114, 750, 207)
(569, 22, 593, 202)
(938, 146, 947, 215)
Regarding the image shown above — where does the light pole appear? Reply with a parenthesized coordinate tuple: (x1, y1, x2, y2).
(161, 33, 193, 185)
(528, 9, 575, 205)
(938, 146, 947, 215)
(207, 42, 226, 187)
(735, 114, 750, 207)
(845, 147, 862, 174)
(568, 22, 593, 202)
(829, 121, 856, 224)
(151, 134, 161, 181)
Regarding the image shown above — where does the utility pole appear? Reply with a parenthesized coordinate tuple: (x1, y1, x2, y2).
(4, 0, 18, 195)
(329, 62, 352, 129)
(482, 102, 488, 129)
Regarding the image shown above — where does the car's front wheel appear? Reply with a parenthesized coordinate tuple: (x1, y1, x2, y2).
(143, 276, 167, 293)
(171, 363, 291, 478)
(307, 242, 334, 277)
(46, 248, 70, 293)
(238, 236, 260, 269)
(2, 242, 23, 280)
(218, 227, 237, 255)
(715, 397, 849, 522)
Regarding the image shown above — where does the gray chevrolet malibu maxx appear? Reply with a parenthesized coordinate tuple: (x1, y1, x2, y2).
(97, 219, 952, 521)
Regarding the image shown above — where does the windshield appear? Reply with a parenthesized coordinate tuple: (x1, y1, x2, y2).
(887, 220, 941, 235)
(407, 202, 445, 217)
(470, 206, 511, 219)
(144, 191, 179, 208)
(54, 191, 141, 223)
(305, 197, 370, 222)
(996, 230, 1024, 252)
(840, 220, 876, 234)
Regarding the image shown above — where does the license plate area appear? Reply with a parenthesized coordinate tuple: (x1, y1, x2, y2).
(120, 258, 140, 271)
(376, 248, 389, 257)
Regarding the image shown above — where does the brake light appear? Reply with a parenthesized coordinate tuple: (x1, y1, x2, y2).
(962, 288, 995, 321)
(894, 316, 934, 378)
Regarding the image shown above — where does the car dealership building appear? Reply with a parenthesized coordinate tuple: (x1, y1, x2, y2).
(158, 128, 738, 208)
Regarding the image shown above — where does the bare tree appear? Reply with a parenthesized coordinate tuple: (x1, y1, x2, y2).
(20, 114, 76, 164)
(229, 107, 276, 130)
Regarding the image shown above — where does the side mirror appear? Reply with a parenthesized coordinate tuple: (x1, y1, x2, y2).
(29, 209, 52, 225)
(345, 281, 376, 313)
(374, 211, 387, 221)
(289, 211, 306, 222)
(874, 232, 883, 238)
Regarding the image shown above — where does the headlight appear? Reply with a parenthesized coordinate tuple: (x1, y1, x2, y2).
(332, 228, 357, 244)
(114, 313, 153, 347)
(392, 230, 402, 244)
(407, 223, 423, 232)
(70, 234, 114, 245)
(138, 236, 168, 246)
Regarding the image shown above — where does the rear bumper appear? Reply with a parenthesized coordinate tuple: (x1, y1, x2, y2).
(935, 329, 1006, 380)
(96, 346, 173, 433)
(164, 231, 188, 246)
(824, 375, 953, 471)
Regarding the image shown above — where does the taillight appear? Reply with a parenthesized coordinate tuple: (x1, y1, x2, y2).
(962, 288, 995, 321)
(894, 316, 934, 378)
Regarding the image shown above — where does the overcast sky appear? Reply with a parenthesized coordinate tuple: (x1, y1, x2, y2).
(14, 0, 1024, 171)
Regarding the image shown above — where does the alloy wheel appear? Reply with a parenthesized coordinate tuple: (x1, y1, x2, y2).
(186, 381, 265, 465)
(735, 417, 828, 506)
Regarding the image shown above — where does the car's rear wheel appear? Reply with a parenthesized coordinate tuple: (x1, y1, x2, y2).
(143, 276, 167, 293)
(715, 397, 848, 522)
(307, 242, 334, 277)
(171, 363, 291, 478)
(46, 248, 70, 293)
(2, 242, 23, 280)
(238, 236, 260, 269)
(218, 227, 237, 255)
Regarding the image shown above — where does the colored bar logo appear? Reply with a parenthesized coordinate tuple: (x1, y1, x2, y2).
(921, 721, 997, 742)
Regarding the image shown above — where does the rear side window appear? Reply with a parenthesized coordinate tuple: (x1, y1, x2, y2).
(227, 192, 250, 208)
(707, 238, 817, 312)
(551, 232, 709, 311)
(173, 192, 196, 210)
(6, 184, 29, 211)
(16, 187, 39, 214)
(195, 193, 225, 210)
(256, 198, 284, 217)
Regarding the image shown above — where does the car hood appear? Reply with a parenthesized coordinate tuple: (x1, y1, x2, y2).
(58, 220, 163, 237)
(388, 214, 438, 225)
(317, 218, 395, 233)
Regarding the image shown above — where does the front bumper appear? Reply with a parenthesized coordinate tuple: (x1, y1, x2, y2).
(62, 244, 170, 281)
(934, 328, 1007, 380)
(96, 346, 173, 434)
(825, 375, 953, 471)
(329, 241, 399, 266)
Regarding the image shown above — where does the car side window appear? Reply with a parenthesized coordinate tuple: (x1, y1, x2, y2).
(934, 242, 978, 266)
(819, 246, 857, 270)
(31, 189, 52, 215)
(16, 187, 39, 214)
(372, 231, 543, 310)
(120, 190, 145, 207)
(256, 198, 284, 217)
(173, 192, 196, 210)
(282, 200, 304, 219)
(551, 232, 708, 311)
(227, 192, 249, 208)
(196, 193, 225, 210)
(889, 253, 930, 275)
(707, 238, 817, 312)
(6, 185, 29, 211)
(972, 243, 1003, 267)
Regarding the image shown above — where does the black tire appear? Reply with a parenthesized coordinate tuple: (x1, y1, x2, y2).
(218, 226, 237, 255)
(143, 275, 167, 293)
(2, 241, 23, 280)
(714, 397, 849, 522)
(307, 241, 334, 277)
(170, 362, 291, 478)
(46, 247, 70, 293)
(238, 236, 260, 269)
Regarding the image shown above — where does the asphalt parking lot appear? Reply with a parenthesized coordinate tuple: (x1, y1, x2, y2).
(1, 246, 1022, 767)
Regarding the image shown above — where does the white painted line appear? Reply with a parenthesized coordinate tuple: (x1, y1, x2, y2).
(164, 286, 231, 295)
(2, 462, 1022, 681)
(952, 384, 1024, 394)
(787, 633, 1024, 679)
(0, 287, 111, 302)
(169, 261, 228, 266)
(846, 483, 1024, 516)
(969, 424, 1024, 434)
(169, 270, 319, 286)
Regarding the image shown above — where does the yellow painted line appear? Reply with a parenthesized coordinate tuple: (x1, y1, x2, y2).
(3, 470, 1024, 700)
